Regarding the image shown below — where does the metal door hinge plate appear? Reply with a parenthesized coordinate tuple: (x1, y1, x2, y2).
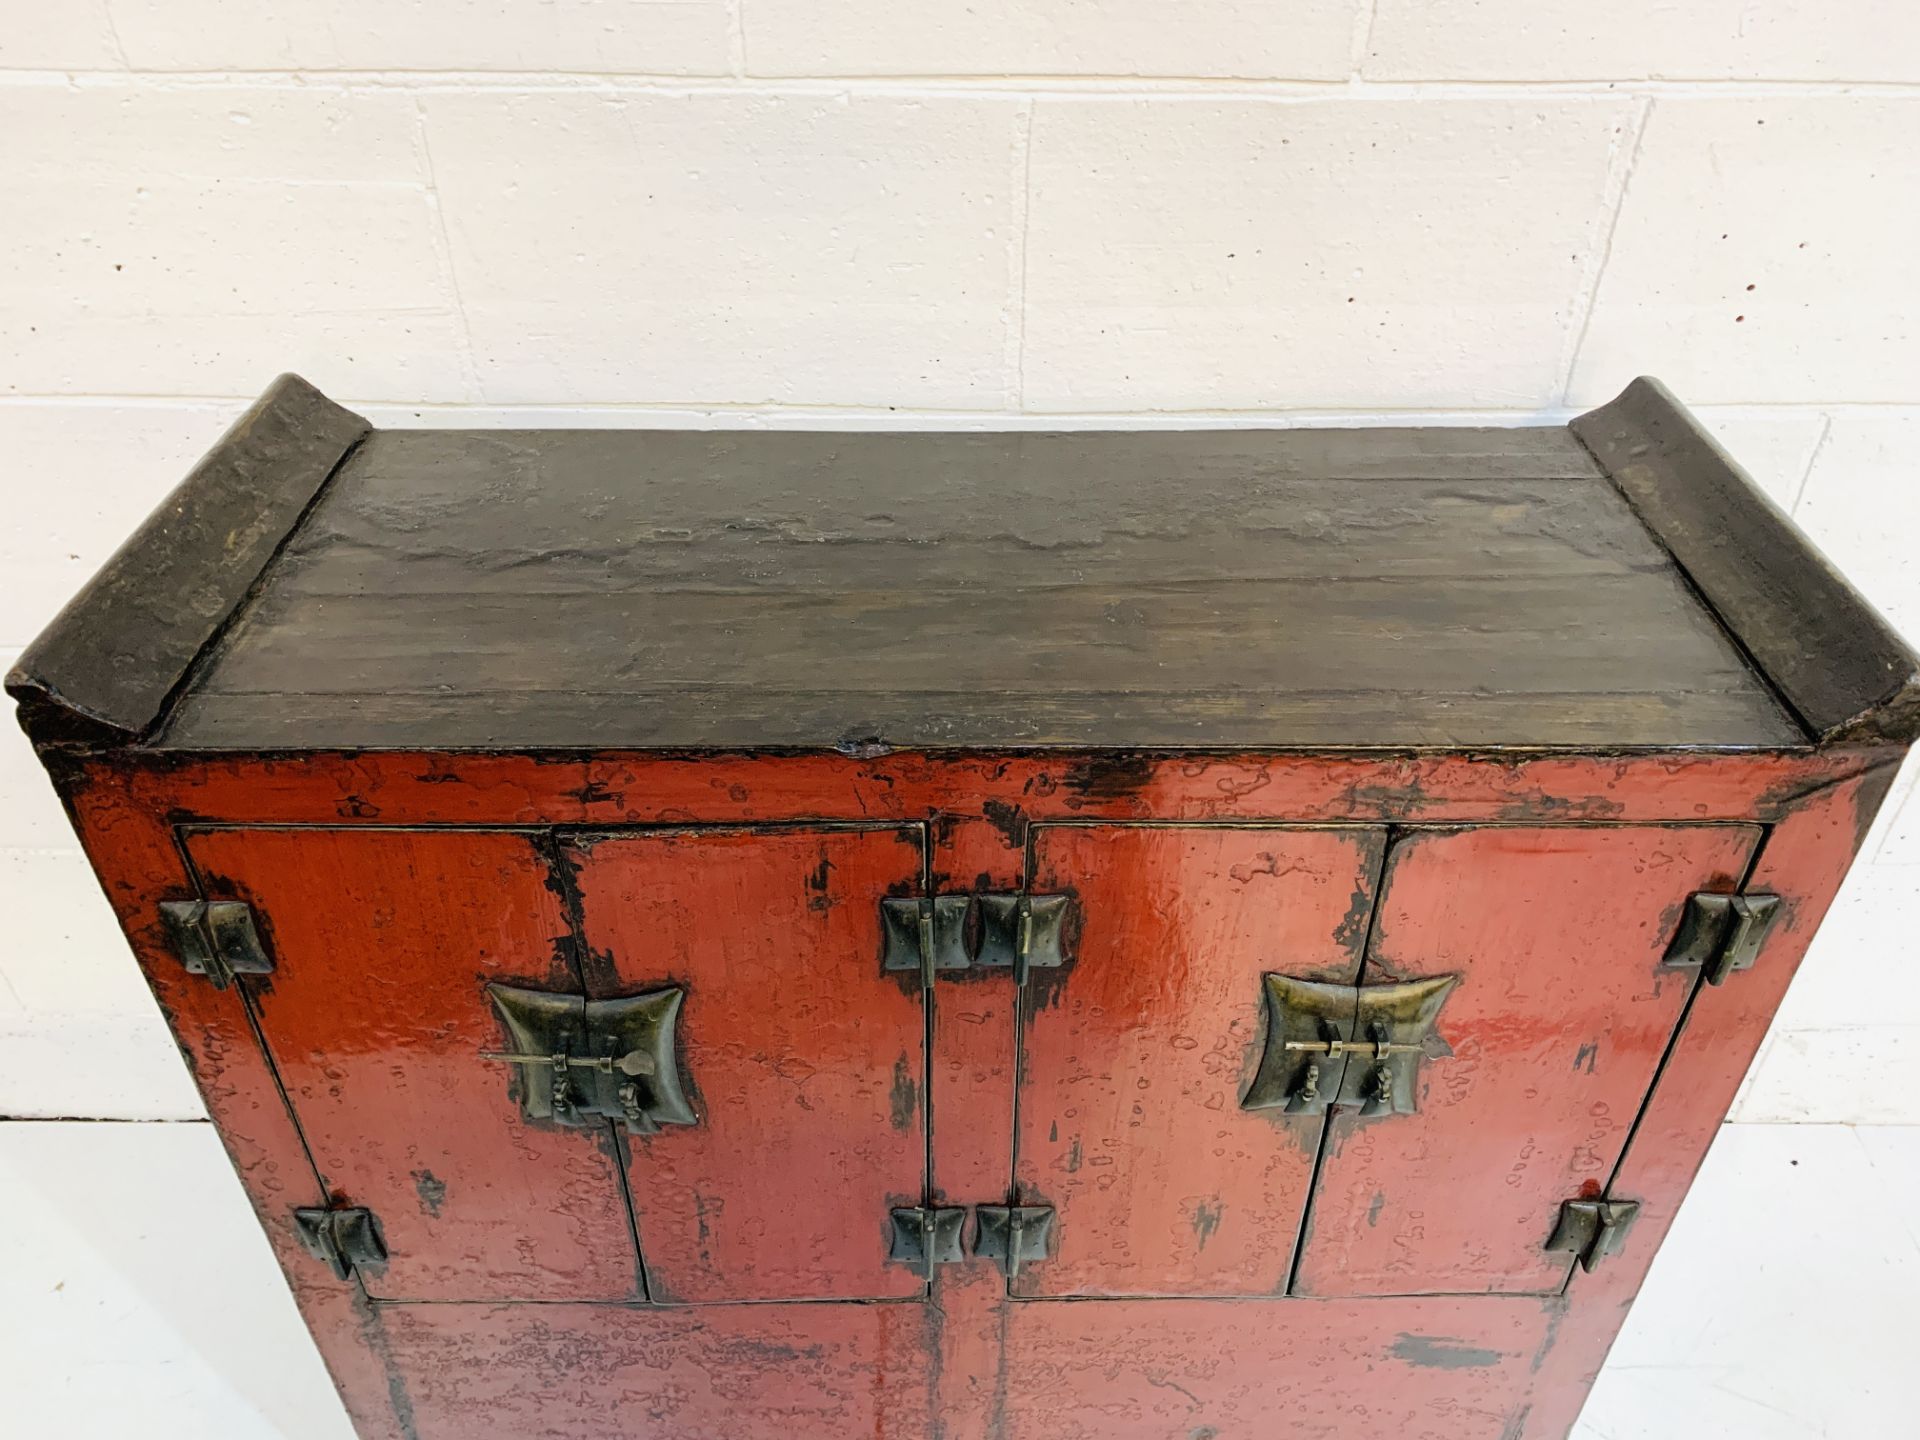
(976, 893, 1072, 983)
(159, 900, 273, 989)
(888, 1206, 967, 1280)
(293, 1206, 387, 1282)
(881, 892, 1075, 986)
(1546, 1198, 1641, 1273)
(1663, 892, 1783, 985)
(975, 1205, 1055, 1281)
(881, 896, 972, 989)
(485, 983, 695, 1135)
(1243, 973, 1457, 1117)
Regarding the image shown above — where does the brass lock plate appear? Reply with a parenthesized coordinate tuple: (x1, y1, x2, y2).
(1243, 973, 1456, 1117)
(486, 983, 695, 1135)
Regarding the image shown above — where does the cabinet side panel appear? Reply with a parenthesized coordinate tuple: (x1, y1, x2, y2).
(1518, 761, 1904, 1438)
(62, 765, 410, 1440)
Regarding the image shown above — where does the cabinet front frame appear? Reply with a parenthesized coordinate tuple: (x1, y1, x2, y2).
(54, 744, 1899, 1440)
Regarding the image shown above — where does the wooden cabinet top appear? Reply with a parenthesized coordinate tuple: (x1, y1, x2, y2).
(11, 374, 1917, 754)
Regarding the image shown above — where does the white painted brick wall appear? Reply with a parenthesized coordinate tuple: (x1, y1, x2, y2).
(1, 2, 1916, 1133)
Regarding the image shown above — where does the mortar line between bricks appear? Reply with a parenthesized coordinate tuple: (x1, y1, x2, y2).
(4, 70, 1920, 99)
(1557, 95, 1654, 405)
(410, 95, 485, 404)
(1007, 98, 1036, 412)
(1348, 0, 1383, 78)
(726, 0, 747, 78)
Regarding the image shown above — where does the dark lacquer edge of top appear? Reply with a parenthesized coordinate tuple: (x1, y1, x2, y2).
(5, 373, 370, 749)
(1573, 377, 1920, 747)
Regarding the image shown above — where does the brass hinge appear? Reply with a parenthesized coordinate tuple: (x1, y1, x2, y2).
(293, 1205, 388, 1282)
(975, 894, 1072, 985)
(887, 1206, 967, 1281)
(880, 897, 972, 990)
(975, 1205, 1055, 1282)
(880, 892, 1073, 987)
(1546, 1198, 1641, 1273)
(1662, 892, 1783, 985)
(159, 900, 274, 989)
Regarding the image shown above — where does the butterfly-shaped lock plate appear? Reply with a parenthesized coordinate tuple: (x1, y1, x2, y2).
(485, 983, 696, 1135)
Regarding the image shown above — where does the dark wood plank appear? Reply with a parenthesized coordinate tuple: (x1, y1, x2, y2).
(157, 420, 1802, 751)
(6, 374, 368, 746)
(1574, 377, 1920, 744)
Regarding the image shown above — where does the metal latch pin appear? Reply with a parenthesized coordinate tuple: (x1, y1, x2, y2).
(1282, 1039, 1424, 1058)
(917, 901, 938, 992)
(480, 1049, 658, 1076)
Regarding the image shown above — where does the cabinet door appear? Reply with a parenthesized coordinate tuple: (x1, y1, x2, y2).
(1293, 824, 1761, 1297)
(183, 827, 644, 1302)
(1013, 824, 1386, 1298)
(565, 825, 927, 1303)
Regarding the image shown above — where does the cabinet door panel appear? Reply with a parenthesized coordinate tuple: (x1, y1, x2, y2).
(185, 827, 641, 1302)
(1016, 825, 1386, 1298)
(1294, 824, 1761, 1297)
(567, 826, 926, 1303)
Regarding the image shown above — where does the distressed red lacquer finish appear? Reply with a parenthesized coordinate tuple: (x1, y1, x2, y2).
(47, 744, 1902, 1440)
(997, 1295, 1554, 1440)
(1296, 824, 1760, 1297)
(566, 825, 928, 1303)
(1515, 766, 1898, 1436)
(62, 780, 415, 1437)
(930, 810, 1026, 1206)
(186, 826, 643, 1302)
(928, 815, 1028, 1440)
(1017, 824, 1385, 1297)
(100, 747, 1870, 832)
(376, 1299, 934, 1440)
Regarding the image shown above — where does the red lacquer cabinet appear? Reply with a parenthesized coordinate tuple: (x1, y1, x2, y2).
(12, 376, 1916, 1439)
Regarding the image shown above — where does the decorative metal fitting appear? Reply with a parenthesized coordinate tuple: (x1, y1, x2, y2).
(292, 1206, 387, 1282)
(485, 983, 695, 1135)
(880, 896, 973, 990)
(1244, 973, 1456, 1117)
(1663, 892, 1783, 985)
(975, 1205, 1055, 1283)
(975, 894, 1072, 984)
(159, 900, 274, 989)
(887, 1206, 967, 1281)
(1546, 1198, 1642, 1273)
(881, 892, 1075, 986)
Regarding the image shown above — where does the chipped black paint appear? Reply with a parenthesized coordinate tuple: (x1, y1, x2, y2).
(981, 798, 1027, 850)
(411, 1169, 447, 1218)
(889, 1055, 918, 1132)
(1389, 1334, 1505, 1371)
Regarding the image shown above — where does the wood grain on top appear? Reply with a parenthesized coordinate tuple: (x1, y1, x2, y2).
(159, 425, 1803, 751)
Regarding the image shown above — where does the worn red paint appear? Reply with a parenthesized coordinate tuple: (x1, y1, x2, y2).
(54, 746, 1901, 1439)
(1297, 824, 1762, 1297)
(568, 826, 927, 1303)
(1018, 824, 1383, 1297)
